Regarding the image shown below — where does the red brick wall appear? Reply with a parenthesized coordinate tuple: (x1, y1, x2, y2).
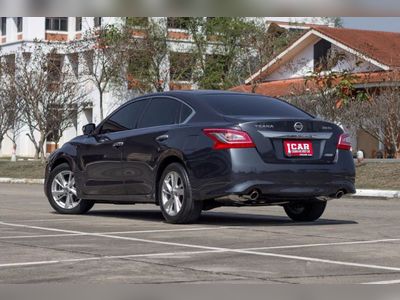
(169, 82, 192, 90)
(45, 32, 68, 41)
(168, 30, 190, 40)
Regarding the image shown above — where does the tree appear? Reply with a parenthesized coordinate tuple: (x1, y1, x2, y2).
(6, 112, 24, 161)
(348, 71, 400, 158)
(125, 17, 300, 92)
(185, 17, 256, 89)
(78, 23, 132, 120)
(183, 17, 303, 90)
(244, 21, 304, 92)
(125, 18, 170, 93)
(0, 54, 19, 155)
(288, 50, 369, 123)
(290, 70, 368, 124)
(286, 49, 400, 157)
(12, 44, 88, 160)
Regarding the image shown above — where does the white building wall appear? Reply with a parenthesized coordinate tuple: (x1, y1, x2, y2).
(264, 43, 314, 81)
(330, 45, 380, 73)
(25, 17, 46, 41)
(263, 39, 382, 82)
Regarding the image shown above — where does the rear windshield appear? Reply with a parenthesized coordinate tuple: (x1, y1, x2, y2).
(202, 94, 312, 118)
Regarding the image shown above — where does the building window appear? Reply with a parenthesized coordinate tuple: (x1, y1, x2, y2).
(128, 51, 151, 79)
(126, 17, 148, 27)
(205, 54, 228, 76)
(314, 39, 332, 71)
(1, 17, 6, 36)
(83, 51, 94, 75)
(94, 17, 102, 27)
(75, 17, 82, 31)
(45, 17, 68, 31)
(17, 17, 23, 33)
(167, 17, 190, 30)
(68, 53, 79, 78)
(3, 54, 16, 76)
(47, 54, 63, 83)
(170, 52, 195, 81)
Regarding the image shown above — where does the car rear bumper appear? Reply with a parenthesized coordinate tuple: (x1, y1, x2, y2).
(188, 148, 355, 201)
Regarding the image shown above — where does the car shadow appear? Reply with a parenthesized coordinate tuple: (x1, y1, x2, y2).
(85, 209, 357, 227)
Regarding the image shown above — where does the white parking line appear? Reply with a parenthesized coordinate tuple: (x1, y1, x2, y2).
(0, 233, 82, 239)
(0, 249, 223, 268)
(243, 238, 400, 251)
(4, 218, 78, 223)
(103, 226, 237, 235)
(0, 226, 235, 239)
(232, 250, 400, 272)
(1, 220, 400, 273)
(363, 279, 400, 285)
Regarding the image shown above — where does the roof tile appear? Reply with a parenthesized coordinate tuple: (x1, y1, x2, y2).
(313, 26, 400, 67)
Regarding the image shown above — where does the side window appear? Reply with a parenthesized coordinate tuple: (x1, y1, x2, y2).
(179, 103, 193, 123)
(138, 98, 181, 128)
(100, 99, 149, 133)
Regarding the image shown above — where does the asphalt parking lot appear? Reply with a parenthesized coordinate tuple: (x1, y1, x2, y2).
(1, 183, 400, 284)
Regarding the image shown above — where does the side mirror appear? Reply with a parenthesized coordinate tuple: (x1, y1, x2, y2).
(82, 123, 96, 135)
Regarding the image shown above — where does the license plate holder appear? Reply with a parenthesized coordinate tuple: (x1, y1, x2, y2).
(283, 140, 313, 157)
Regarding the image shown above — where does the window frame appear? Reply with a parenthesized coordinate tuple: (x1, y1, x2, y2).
(313, 39, 332, 72)
(136, 96, 195, 129)
(17, 17, 23, 33)
(201, 94, 313, 119)
(136, 97, 182, 129)
(94, 17, 102, 28)
(169, 52, 196, 82)
(1, 17, 7, 36)
(96, 96, 195, 134)
(45, 17, 68, 32)
(178, 100, 195, 124)
(96, 98, 151, 134)
(167, 17, 190, 30)
(126, 17, 148, 28)
(47, 54, 63, 83)
(75, 17, 82, 31)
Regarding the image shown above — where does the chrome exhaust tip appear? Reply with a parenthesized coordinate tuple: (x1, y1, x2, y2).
(249, 190, 260, 201)
(238, 189, 261, 201)
(335, 190, 345, 199)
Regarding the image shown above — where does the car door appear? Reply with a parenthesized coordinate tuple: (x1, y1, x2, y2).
(122, 97, 184, 196)
(78, 99, 149, 196)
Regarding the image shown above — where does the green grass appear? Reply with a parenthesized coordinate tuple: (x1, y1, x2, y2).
(0, 160, 45, 179)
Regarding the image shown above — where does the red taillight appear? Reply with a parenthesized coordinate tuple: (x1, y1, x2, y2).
(203, 128, 256, 150)
(337, 133, 352, 151)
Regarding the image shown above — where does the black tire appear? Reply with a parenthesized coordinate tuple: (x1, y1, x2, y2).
(284, 201, 327, 222)
(46, 163, 94, 214)
(158, 163, 202, 224)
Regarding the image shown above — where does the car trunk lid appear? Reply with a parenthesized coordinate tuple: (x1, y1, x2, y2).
(236, 118, 342, 164)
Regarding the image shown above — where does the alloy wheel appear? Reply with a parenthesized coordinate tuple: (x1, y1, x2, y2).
(161, 171, 184, 216)
(51, 170, 81, 209)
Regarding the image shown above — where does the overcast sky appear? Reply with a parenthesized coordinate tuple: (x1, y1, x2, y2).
(342, 17, 400, 32)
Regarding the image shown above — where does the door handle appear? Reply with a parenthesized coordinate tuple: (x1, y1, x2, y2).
(112, 141, 124, 149)
(155, 134, 169, 142)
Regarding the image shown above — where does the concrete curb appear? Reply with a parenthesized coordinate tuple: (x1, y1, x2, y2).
(352, 189, 400, 199)
(0, 177, 44, 184)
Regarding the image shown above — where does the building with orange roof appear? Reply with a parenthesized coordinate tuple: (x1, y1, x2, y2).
(233, 26, 400, 158)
